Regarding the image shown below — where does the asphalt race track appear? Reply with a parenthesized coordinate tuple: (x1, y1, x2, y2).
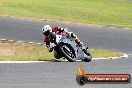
(0, 16, 132, 88)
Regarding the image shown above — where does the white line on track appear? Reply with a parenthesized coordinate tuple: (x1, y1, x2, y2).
(0, 61, 49, 63)
(0, 54, 129, 63)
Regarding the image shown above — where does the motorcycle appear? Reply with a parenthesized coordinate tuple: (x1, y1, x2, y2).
(48, 32, 92, 62)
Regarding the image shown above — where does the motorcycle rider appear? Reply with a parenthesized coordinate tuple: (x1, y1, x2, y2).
(42, 25, 84, 59)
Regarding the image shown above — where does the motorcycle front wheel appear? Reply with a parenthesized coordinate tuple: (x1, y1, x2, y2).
(59, 44, 76, 62)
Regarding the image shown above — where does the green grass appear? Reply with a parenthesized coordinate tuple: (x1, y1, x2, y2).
(0, 42, 55, 61)
(0, 42, 123, 61)
(0, 0, 132, 28)
(90, 49, 122, 58)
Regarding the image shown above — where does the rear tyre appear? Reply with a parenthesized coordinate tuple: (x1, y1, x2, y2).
(83, 49, 92, 62)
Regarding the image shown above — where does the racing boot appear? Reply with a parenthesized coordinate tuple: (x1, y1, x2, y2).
(75, 38, 84, 48)
(54, 50, 61, 59)
(47, 45, 53, 52)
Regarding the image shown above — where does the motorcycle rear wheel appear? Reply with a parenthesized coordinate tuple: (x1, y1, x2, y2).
(83, 49, 92, 62)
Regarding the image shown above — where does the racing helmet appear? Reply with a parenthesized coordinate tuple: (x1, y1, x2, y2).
(42, 25, 52, 35)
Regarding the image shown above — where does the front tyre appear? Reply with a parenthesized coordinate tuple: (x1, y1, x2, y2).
(59, 44, 76, 62)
